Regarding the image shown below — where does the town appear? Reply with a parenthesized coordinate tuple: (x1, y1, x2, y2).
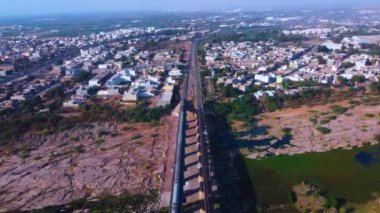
(1, 5, 380, 213)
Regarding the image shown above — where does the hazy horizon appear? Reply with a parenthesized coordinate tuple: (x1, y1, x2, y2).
(1, 0, 380, 16)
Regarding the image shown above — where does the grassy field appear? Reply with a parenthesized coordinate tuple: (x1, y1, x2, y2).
(245, 145, 380, 207)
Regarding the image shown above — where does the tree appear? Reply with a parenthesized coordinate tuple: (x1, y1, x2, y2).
(365, 59, 372, 66)
(74, 71, 91, 83)
(340, 62, 355, 69)
(336, 76, 349, 86)
(220, 84, 239, 98)
(370, 82, 380, 95)
(317, 45, 331, 53)
(263, 96, 282, 112)
(351, 75, 365, 84)
(213, 103, 232, 117)
(317, 56, 327, 65)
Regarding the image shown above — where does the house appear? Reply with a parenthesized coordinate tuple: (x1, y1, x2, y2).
(254, 90, 275, 99)
(97, 88, 120, 96)
(105, 73, 132, 88)
(76, 85, 91, 97)
(169, 68, 182, 79)
(65, 67, 82, 77)
(285, 89, 299, 95)
(166, 76, 177, 85)
(157, 85, 174, 107)
(122, 92, 138, 103)
(63, 99, 83, 108)
(0, 64, 14, 72)
(89, 71, 112, 87)
(255, 74, 275, 84)
(10, 94, 31, 102)
(0, 70, 13, 77)
(321, 41, 342, 51)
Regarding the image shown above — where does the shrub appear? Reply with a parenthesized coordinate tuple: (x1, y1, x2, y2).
(326, 115, 337, 120)
(71, 137, 80, 142)
(330, 105, 347, 114)
(316, 127, 331, 134)
(365, 114, 375, 118)
(98, 130, 111, 137)
(95, 139, 105, 146)
(370, 82, 380, 95)
(309, 118, 318, 125)
(281, 127, 292, 135)
(131, 134, 143, 140)
(73, 144, 85, 154)
(324, 197, 339, 209)
(375, 134, 380, 142)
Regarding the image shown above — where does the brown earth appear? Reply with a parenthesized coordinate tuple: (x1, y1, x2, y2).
(235, 101, 380, 159)
(0, 116, 176, 212)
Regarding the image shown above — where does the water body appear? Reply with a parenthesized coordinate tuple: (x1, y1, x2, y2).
(246, 144, 380, 206)
(355, 148, 380, 167)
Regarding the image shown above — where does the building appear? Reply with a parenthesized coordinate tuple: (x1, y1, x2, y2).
(105, 73, 132, 88)
(168, 68, 182, 79)
(63, 99, 83, 108)
(76, 85, 91, 97)
(97, 88, 120, 96)
(65, 67, 82, 77)
(0, 70, 13, 77)
(255, 74, 275, 84)
(122, 92, 138, 103)
(321, 41, 342, 51)
(157, 85, 174, 107)
(89, 71, 112, 87)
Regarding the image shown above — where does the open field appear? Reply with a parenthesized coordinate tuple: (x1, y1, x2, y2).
(233, 100, 380, 159)
(227, 99, 380, 211)
(0, 116, 177, 211)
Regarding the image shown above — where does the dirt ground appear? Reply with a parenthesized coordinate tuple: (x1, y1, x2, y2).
(234, 100, 380, 159)
(0, 116, 176, 212)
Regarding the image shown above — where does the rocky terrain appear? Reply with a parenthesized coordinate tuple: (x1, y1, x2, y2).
(0, 116, 176, 212)
(233, 101, 380, 159)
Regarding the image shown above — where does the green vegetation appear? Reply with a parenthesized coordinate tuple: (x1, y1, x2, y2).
(29, 190, 159, 213)
(330, 105, 348, 114)
(319, 115, 337, 124)
(0, 102, 169, 146)
(281, 127, 292, 136)
(220, 84, 239, 98)
(316, 126, 332, 134)
(370, 82, 380, 95)
(262, 96, 282, 112)
(73, 144, 85, 154)
(206, 29, 308, 43)
(245, 145, 380, 207)
(317, 45, 331, 53)
(97, 130, 111, 137)
(352, 75, 366, 84)
(340, 61, 356, 69)
(131, 134, 143, 140)
(211, 95, 260, 122)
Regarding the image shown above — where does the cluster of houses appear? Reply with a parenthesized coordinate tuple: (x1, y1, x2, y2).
(0, 22, 203, 113)
(205, 41, 306, 71)
(204, 35, 380, 101)
(0, 75, 60, 110)
(62, 44, 185, 108)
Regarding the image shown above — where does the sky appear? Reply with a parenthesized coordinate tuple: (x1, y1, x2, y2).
(0, 0, 379, 16)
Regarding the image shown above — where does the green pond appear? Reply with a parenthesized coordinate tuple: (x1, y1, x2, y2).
(245, 145, 380, 206)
